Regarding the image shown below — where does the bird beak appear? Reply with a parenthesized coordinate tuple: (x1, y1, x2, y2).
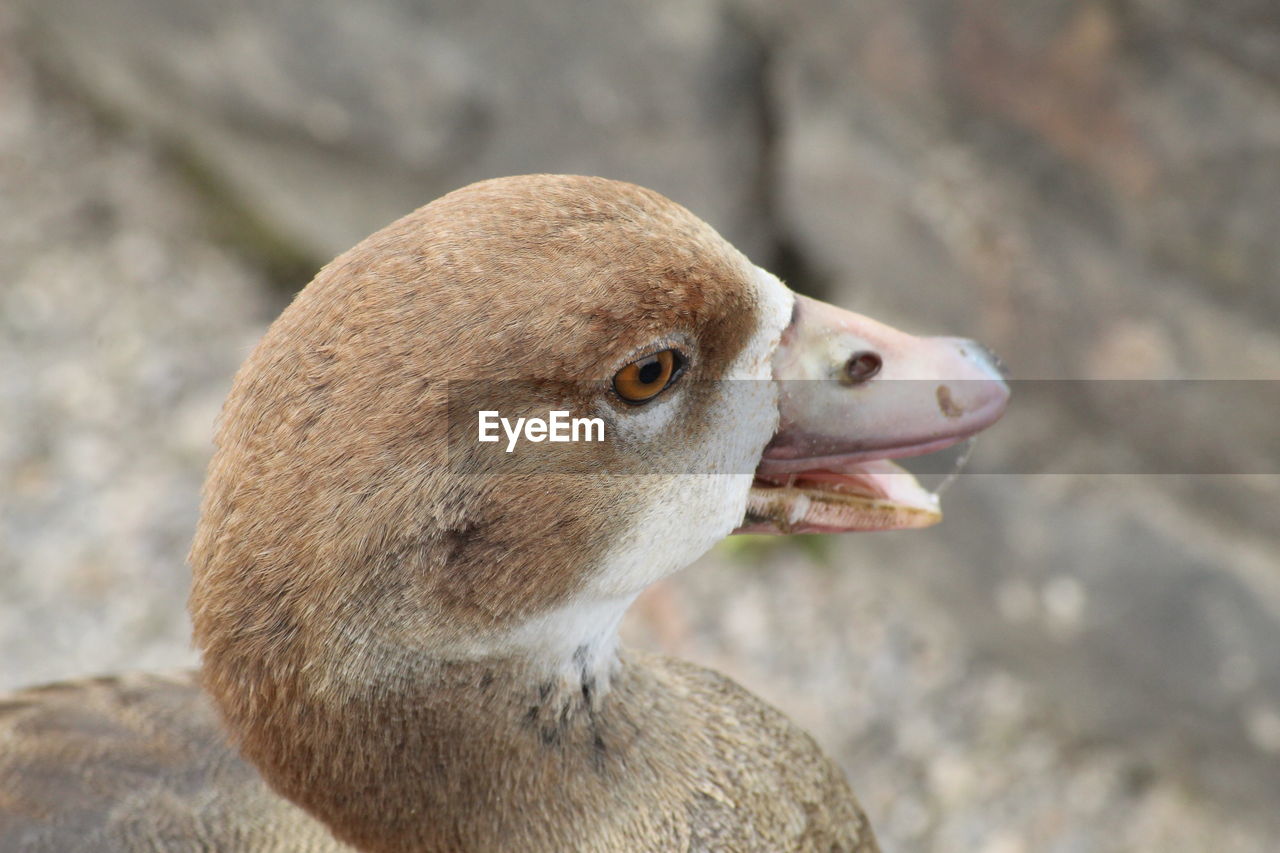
(739, 294, 1010, 534)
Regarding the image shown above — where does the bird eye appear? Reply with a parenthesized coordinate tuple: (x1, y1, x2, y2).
(613, 349, 685, 404)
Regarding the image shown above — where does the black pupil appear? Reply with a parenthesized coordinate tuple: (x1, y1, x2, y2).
(638, 358, 663, 385)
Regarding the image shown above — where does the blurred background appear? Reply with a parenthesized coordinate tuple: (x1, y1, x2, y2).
(1, 1, 1277, 850)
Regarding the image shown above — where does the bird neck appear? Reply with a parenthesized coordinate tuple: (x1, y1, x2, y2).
(210, 597, 655, 852)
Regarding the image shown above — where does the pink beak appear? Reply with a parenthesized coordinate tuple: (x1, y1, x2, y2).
(740, 295, 1010, 534)
(764, 295, 1009, 469)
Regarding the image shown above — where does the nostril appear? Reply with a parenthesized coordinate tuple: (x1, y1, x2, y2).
(844, 351, 882, 384)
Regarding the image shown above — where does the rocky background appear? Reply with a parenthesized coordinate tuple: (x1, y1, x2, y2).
(2, 1, 1278, 850)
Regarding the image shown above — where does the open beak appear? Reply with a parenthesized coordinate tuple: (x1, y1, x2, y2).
(738, 295, 1010, 534)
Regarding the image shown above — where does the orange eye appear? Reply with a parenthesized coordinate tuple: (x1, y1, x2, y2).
(613, 349, 684, 404)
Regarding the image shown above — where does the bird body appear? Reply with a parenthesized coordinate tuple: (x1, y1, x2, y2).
(0, 656, 873, 852)
(0, 175, 1007, 851)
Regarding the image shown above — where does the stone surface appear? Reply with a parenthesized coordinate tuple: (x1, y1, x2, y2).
(754, 0, 1280, 826)
(0, 10, 271, 688)
(5, 1, 1280, 850)
(19, 0, 776, 266)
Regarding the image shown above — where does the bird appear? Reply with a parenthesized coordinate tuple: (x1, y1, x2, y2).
(0, 174, 1009, 852)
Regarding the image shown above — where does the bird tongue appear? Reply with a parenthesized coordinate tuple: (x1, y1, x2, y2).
(738, 459, 941, 535)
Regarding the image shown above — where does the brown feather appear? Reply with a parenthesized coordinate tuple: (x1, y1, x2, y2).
(3, 175, 879, 851)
